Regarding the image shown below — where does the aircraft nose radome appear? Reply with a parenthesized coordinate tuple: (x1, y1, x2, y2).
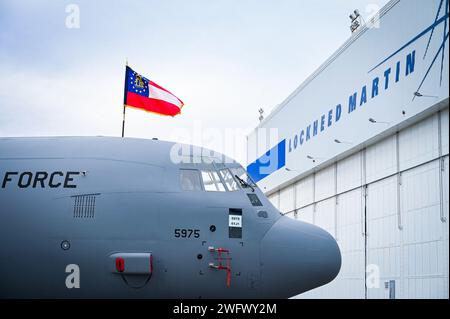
(260, 216, 341, 298)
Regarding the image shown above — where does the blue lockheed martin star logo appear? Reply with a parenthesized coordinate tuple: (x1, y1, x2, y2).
(419, 0, 449, 94)
(369, 0, 449, 100)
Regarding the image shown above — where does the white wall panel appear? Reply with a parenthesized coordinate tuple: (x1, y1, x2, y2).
(299, 190, 366, 299)
(367, 175, 401, 299)
(268, 192, 279, 210)
(400, 160, 447, 298)
(441, 108, 449, 156)
(337, 189, 364, 255)
(399, 114, 439, 171)
(337, 152, 362, 193)
(297, 205, 314, 224)
(444, 156, 449, 230)
(273, 110, 449, 299)
(443, 156, 449, 299)
(295, 175, 314, 208)
(366, 135, 397, 184)
(336, 189, 366, 298)
(279, 185, 294, 213)
(314, 198, 336, 237)
(315, 165, 335, 202)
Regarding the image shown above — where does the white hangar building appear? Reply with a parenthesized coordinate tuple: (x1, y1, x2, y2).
(246, 0, 449, 299)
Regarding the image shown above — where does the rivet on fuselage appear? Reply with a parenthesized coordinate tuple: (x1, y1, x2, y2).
(61, 240, 70, 250)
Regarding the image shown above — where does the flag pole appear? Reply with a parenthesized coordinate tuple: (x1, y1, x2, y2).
(121, 104, 126, 138)
(122, 59, 128, 138)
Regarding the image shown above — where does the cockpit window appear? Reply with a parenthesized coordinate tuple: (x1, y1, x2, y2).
(201, 170, 226, 192)
(219, 169, 239, 191)
(230, 167, 257, 188)
(180, 169, 203, 191)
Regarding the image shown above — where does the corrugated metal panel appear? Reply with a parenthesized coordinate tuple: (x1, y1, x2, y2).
(314, 198, 336, 237)
(337, 190, 364, 253)
(337, 152, 362, 193)
(268, 192, 280, 210)
(315, 165, 335, 202)
(314, 199, 336, 237)
(366, 135, 397, 184)
(297, 205, 314, 224)
(399, 114, 439, 171)
(336, 189, 366, 298)
(279, 185, 294, 213)
(367, 175, 402, 299)
(443, 156, 449, 298)
(299, 190, 366, 299)
(295, 175, 314, 208)
(400, 160, 447, 298)
(275, 109, 449, 299)
(444, 156, 449, 228)
(441, 108, 449, 156)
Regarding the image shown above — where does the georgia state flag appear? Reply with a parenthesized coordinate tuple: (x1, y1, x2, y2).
(124, 66, 184, 116)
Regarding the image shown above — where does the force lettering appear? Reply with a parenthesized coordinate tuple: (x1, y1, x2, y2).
(2, 171, 80, 188)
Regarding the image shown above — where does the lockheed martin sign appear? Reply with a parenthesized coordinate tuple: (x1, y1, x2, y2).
(247, 0, 449, 192)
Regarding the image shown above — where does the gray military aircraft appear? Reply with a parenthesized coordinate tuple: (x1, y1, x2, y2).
(0, 136, 341, 298)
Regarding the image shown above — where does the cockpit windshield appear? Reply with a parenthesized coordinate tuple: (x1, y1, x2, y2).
(179, 166, 257, 192)
(180, 169, 203, 191)
(201, 170, 226, 192)
(218, 169, 239, 191)
(230, 167, 257, 189)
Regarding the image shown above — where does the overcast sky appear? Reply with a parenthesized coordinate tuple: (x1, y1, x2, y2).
(0, 0, 389, 164)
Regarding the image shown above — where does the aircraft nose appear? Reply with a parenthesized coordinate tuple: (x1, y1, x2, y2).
(259, 216, 341, 298)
